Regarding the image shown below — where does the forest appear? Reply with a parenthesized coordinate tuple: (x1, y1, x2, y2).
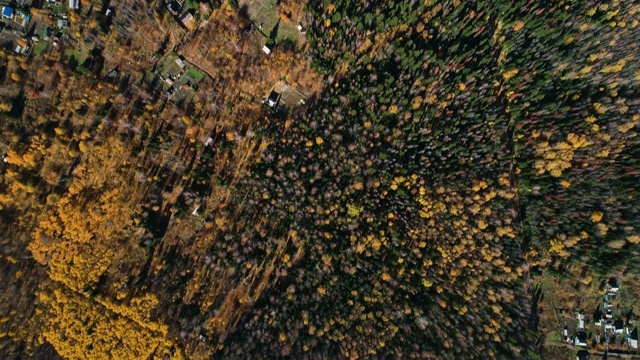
(0, 0, 639, 359)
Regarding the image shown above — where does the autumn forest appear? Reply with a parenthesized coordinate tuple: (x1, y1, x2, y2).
(0, 0, 639, 359)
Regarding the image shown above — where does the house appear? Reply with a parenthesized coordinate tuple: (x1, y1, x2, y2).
(577, 311, 586, 330)
(608, 278, 619, 294)
(297, 24, 306, 34)
(240, 24, 252, 37)
(264, 80, 307, 109)
(578, 311, 585, 320)
(614, 319, 624, 334)
(175, 56, 186, 68)
(605, 320, 614, 332)
(106, 67, 119, 78)
(58, 19, 68, 28)
(606, 309, 613, 319)
(563, 325, 569, 337)
(22, 15, 30, 27)
(595, 333, 600, 343)
(594, 305, 603, 326)
(181, 12, 194, 28)
(166, 1, 180, 15)
(629, 327, 638, 349)
(262, 44, 272, 55)
(576, 349, 589, 360)
(15, 11, 30, 27)
(43, 27, 52, 40)
(574, 331, 588, 347)
(1, 6, 14, 19)
(68, 0, 79, 10)
(15, 39, 29, 54)
(266, 89, 279, 107)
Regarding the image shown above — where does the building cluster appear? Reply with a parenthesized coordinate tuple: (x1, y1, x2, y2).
(164, 0, 194, 30)
(1, 6, 32, 54)
(560, 278, 638, 357)
(155, 54, 204, 103)
(1, 0, 112, 59)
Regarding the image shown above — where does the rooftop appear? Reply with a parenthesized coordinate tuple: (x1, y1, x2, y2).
(2, 6, 14, 18)
(167, 1, 180, 15)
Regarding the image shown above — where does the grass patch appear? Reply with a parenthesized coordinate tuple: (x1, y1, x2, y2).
(276, 22, 299, 43)
(239, 0, 301, 45)
(32, 42, 48, 56)
(185, 0, 198, 10)
(187, 68, 204, 82)
(547, 333, 562, 343)
(63, 48, 87, 65)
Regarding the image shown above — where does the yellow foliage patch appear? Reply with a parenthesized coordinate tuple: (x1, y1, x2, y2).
(591, 211, 603, 222)
(513, 21, 525, 31)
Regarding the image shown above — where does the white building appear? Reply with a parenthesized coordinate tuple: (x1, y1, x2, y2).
(629, 327, 638, 349)
(577, 311, 585, 330)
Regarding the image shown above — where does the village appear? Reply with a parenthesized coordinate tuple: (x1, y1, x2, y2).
(0, 0, 115, 65)
(0, 0, 310, 107)
(554, 278, 639, 359)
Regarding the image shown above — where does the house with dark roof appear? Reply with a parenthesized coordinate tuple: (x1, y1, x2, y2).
(166, 1, 180, 15)
(594, 305, 603, 326)
(266, 89, 279, 107)
(614, 319, 624, 334)
(574, 331, 588, 347)
(629, 327, 638, 349)
(608, 278, 619, 295)
(576, 349, 589, 360)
